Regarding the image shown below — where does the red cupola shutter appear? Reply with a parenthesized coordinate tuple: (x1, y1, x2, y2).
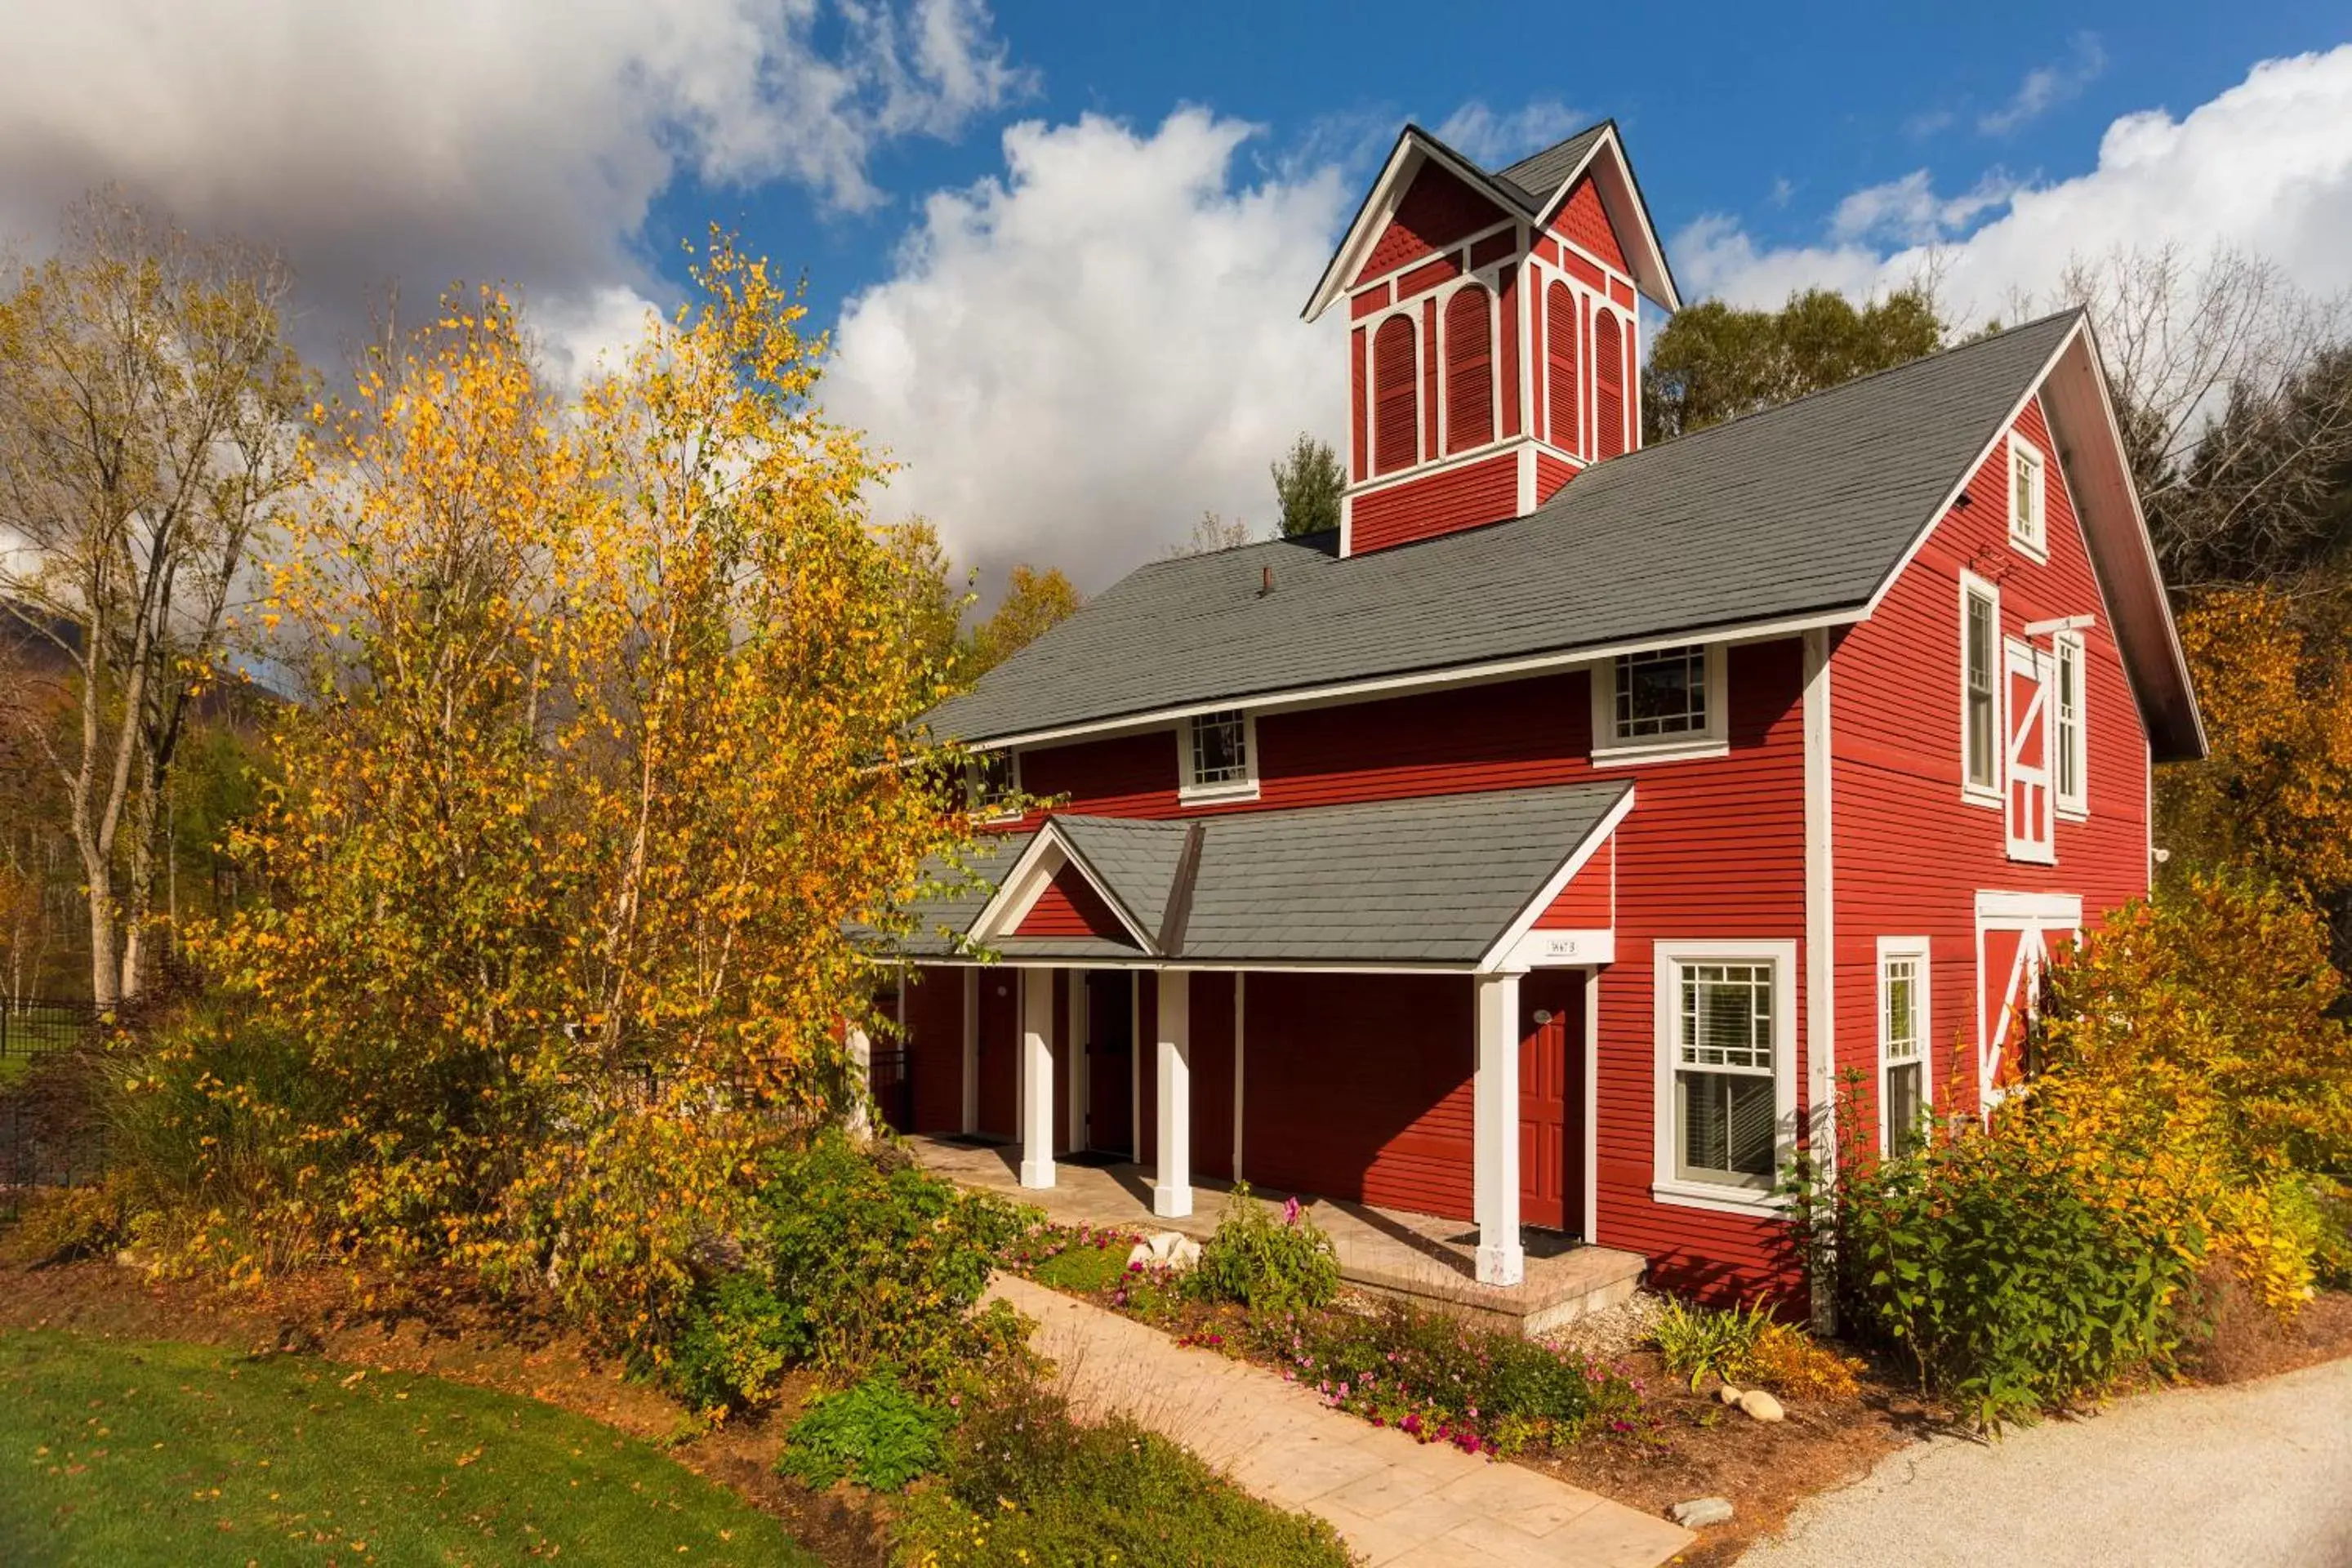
(1372, 315, 1419, 475)
(1595, 311, 1625, 459)
(1545, 280, 1579, 454)
(1443, 286, 1494, 454)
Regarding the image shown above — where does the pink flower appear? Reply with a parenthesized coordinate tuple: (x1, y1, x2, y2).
(1283, 1196, 1303, 1227)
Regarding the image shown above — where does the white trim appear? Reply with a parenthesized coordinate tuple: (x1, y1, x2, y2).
(959, 968, 979, 1135)
(969, 826, 1159, 951)
(2007, 430, 2049, 562)
(1971, 893, 2082, 1112)
(1974, 890, 2082, 924)
(1959, 568, 2003, 807)
(969, 747, 1023, 826)
(1874, 936, 1933, 1156)
(1651, 938, 1800, 1214)
(1496, 928, 1615, 970)
(955, 609, 1852, 754)
(1591, 642, 1727, 764)
(1343, 216, 1520, 299)
(1477, 787, 1636, 972)
(931, 956, 1507, 974)
(1582, 967, 1601, 1244)
(1018, 969, 1056, 1188)
(1177, 709, 1261, 805)
(1153, 969, 1192, 1218)
(2052, 628, 2089, 819)
(1802, 626, 1837, 1251)
(1232, 973, 1245, 1184)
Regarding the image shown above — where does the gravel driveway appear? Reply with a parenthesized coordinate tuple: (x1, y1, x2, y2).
(1740, 1356, 2352, 1568)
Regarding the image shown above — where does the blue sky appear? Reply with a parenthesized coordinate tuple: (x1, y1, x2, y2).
(3, 2, 2348, 594)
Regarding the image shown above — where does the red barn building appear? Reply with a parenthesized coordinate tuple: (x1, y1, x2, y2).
(880, 120, 2204, 1302)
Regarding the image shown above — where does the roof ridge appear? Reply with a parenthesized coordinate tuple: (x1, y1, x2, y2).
(1494, 118, 1613, 184)
(1578, 305, 2083, 482)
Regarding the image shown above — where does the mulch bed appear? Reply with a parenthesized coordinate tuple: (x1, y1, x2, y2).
(0, 1259, 896, 1568)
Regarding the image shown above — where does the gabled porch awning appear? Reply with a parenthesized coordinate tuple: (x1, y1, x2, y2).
(886, 781, 1633, 972)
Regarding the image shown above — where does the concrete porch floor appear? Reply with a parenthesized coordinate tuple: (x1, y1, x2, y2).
(909, 1134, 1644, 1339)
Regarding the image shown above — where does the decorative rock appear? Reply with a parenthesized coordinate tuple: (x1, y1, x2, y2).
(1169, 1237, 1203, 1271)
(1737, 1388, 1786, 1423)
(1126, 1241, 1154, 1267)
(1670, 1497, 1735, 1529)
(1717, 1383, 1745, 1406)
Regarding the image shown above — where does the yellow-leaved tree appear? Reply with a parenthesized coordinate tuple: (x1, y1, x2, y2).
(181, 242, 972, 1339)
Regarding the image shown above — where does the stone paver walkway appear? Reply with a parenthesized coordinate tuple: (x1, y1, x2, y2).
(988, 1273, 1693, 1567)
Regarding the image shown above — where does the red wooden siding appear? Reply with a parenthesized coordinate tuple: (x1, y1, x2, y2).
(1608, 278, 1635, 310)
(1444, 286, 1495, 453)
(1535, 839, 1612, 928)
(1553, 176, 1628, 272)
(1470, 229, 1517, 270)
(1398, 251, 1463, 302)
(976, 969, 1018, 1138)
(1351, 283, 1391, 318)
(903, 965, 964, 1134)
(1013, 863, 1133, 942)
(1242, 972, 1476, 1218)
(1545, 280, 1579, 453)
(1189, 971, 1237, 1182)
(1349, 451, 1517, 554)
(1562, 251, 1606, 294)
(1372, 316, 1417, 475)
(1595, 312, 1626, 459)
(1354, 163, 1506, 285)
(1535, 452, 1575, 504)
(1831, 393, 2152, 1143)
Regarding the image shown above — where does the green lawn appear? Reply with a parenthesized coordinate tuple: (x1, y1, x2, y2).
(0, 1330, 819, 1567)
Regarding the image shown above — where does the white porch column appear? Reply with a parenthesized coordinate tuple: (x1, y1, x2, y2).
(1019, 969, 1057, 1188)
(959, 969, 979, 1135)
(1154, 969, 1192, 1218)
(1473, 971, 1525, 1286)
(844, 1022, 873, 1138)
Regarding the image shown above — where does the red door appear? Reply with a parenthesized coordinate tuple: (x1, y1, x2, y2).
(977, 973, 1018, 1138)
(1518, 970, 1586, 1235)
(1085, 972, 1134, 1156)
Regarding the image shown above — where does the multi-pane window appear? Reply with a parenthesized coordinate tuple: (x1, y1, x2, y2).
(2054, 631, 2087, 813)
(1880, 948, 1928, 1156)
(1673, 961, 1778, 1187)
(1963, 579, 1998, 794)
(1615, 645, 1708, 740)
(2010, 437, 2046, 554)
(1183, 709, 1253, 798)
(965, 751, 1018, 819)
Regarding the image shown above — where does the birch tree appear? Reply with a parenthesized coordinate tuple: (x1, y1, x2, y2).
(0, 198, 305, 1005)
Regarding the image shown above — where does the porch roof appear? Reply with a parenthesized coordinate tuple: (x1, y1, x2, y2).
(882, 780, 1630, 969)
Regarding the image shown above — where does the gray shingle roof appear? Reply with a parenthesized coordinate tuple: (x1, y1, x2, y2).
(1056, 817, 1193, 940)
(875, 782, 1629, 968)
(1492, 123, 1611, 210)
(926, 312, 2082, 746)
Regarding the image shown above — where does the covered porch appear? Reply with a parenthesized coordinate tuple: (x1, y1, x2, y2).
(882, 782, 1643, 1319)
(910, 1133, 1645, 1338)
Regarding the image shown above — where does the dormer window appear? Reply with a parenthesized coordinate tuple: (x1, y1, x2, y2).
(2009, 434, 2047, 559)
(1179, 709, 1258, 804)
(1593, 644, 1727, 765)
(965, 749, 1020, 822)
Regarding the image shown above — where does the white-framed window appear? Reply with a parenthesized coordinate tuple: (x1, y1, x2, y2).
(965, 749, 1021, 822)
(2008, 433, 2047, 559)
(1651, 939, 1797, 1212)
(1959, 570, 2002, 803)
(1877, 938, 1932, 1157)
(1592, 643, 1727, 766)
(1178, 709, 1258, 804)
(2053, 629, 2087, 817)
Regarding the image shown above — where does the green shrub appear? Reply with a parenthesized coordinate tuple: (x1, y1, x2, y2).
(1029, 1237, 1133, 1294)
(775, 1373, 947, 1491)
(1187, 1186, 1339, 1312)
(1245, 1298, 1637, 1454)
(2283, 1175, 2352, 1291)
(1651, 1298, 1773, 1391)
(898, 1379, 1351, 1567)
(665, 1130, 1028, 1411)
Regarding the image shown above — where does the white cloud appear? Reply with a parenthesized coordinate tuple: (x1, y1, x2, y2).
(1677, 47, 2352, 325)
(1435, 100, 1585, 168)
(0, 0, 1029, 355)
(826, 109, 1351, 590)
(1980, 33, 2109, 136)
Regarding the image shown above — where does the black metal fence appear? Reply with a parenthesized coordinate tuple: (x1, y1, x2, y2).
(0, 996, 106, 1215)
(867, 1046, 912, 1134)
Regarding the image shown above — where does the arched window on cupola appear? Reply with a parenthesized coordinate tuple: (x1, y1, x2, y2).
(1595, 310, 1627, 459)
(1372, 314, 1419, 474)
(1545, 280, 1579, 454)
(1442, 285, 1494, 454)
